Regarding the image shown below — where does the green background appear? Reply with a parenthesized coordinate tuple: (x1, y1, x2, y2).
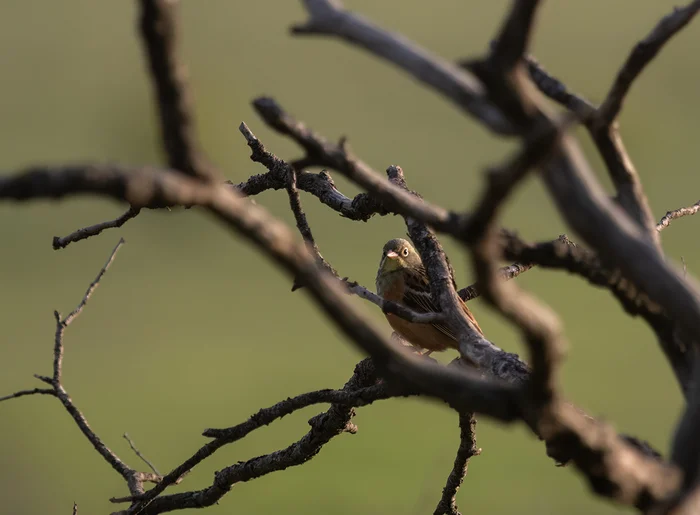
(1, 1, 698, 513)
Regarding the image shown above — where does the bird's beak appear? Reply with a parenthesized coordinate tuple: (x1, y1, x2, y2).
(386, 251, 399, 259)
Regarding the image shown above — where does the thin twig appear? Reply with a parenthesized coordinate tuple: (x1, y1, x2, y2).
(124, 433, 161, 476)
(433, 413, 480, 515)
(459, 262, 535, 302)
(2, 239, 141, 495)
(53, 207, 140, 250)
(203, 383, 393, 440)
(597, 0, 700, 125)
(285, 165, 338, 290)
(0, 387, 55, 402)
(240, 116, 452, 231)
(345, 280, 446, 324)
(657, 200, 700, 232)
(62, 238, 125, 327)
(126, 360, 388, 513)
(50, 241, 134, 484)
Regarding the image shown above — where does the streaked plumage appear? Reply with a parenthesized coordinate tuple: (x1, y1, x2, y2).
(376, 238, 483, 353)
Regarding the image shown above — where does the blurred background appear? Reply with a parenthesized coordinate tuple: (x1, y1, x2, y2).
(1, 1, 698, 513)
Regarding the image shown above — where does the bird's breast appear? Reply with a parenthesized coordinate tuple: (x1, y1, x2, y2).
(376, 271, 405, 302)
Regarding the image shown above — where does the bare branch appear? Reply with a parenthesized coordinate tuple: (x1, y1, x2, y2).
(50, 245, 134, 486)
(250, 97, 686, 391)
(52, 207, 140, 250)
(542, 138, 700, 379)
(458, 262, 535, 302)
(62, 238, 125, 327)
(124, 433, 161, 476)
(128, 360, 390, 513)
(285, 149, 338, 290)
(0, 387, 55, 403)
(345, 280, 446, 324)
(244, 106, 454, 230)
(657, 200, 700, 232)
(522, 55, 596, 117)
(490, 0, 543, 71)
(597, 1, 700, 125)
(1, 239, 149, 497)
(0, 165, 523, 414)
(203, 383, 393, 440)
(433, 413, 480, 515)
(292, 0, 514, 134)
(138, 0, 218, 181)
(464, 125, 568, 404)
(524, 2, 700, 249)
(0, 152, 677, 512)
(463, 120, 680, 509)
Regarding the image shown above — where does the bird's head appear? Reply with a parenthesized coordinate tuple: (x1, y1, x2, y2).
(378, 238, 422, 275)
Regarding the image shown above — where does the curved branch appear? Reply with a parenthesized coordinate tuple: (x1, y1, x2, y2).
(292, 0, 513, 134)
(433, 413, 480, 515)
(597, 1, 700, 125)
(52, 206, 141, 250)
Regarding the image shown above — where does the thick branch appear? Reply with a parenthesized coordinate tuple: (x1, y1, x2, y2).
(138, 0, 217, 181)
(292, 0, 513, 134)
(490, 0, 543, 71)
(542, 139, 700, 392)
(0, 159, 674, 511)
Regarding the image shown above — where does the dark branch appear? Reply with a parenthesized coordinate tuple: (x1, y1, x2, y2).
(138, 0, 217, 181)
(523, 55, 596, 117)
(490, 0, 543, 71)
(251, 98, 454, 230)
(597, 1, 700, 125)
(433, 413, 480, 515)
(464, 122, 569, 404)
(292, 0, 514, 134)
(0, 387, 55, 402)
(202, 382, 394, 440)
(458, 261, 535, 302)
(52, 206, 140, 250)
(128, 360, 388, 513)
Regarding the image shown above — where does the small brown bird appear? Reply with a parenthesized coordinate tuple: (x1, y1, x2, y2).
(375, 238, 483, 354)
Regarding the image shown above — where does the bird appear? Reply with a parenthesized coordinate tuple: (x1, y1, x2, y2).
(375, 238, 483, 354)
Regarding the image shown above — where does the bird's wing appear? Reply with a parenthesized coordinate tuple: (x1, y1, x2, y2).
(402, 266, 484, 340)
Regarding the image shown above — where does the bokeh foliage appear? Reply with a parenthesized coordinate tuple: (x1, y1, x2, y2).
(1, 1, 699, 513)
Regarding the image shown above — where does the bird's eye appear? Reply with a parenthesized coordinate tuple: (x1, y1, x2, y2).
(402, 248, 409, 257)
